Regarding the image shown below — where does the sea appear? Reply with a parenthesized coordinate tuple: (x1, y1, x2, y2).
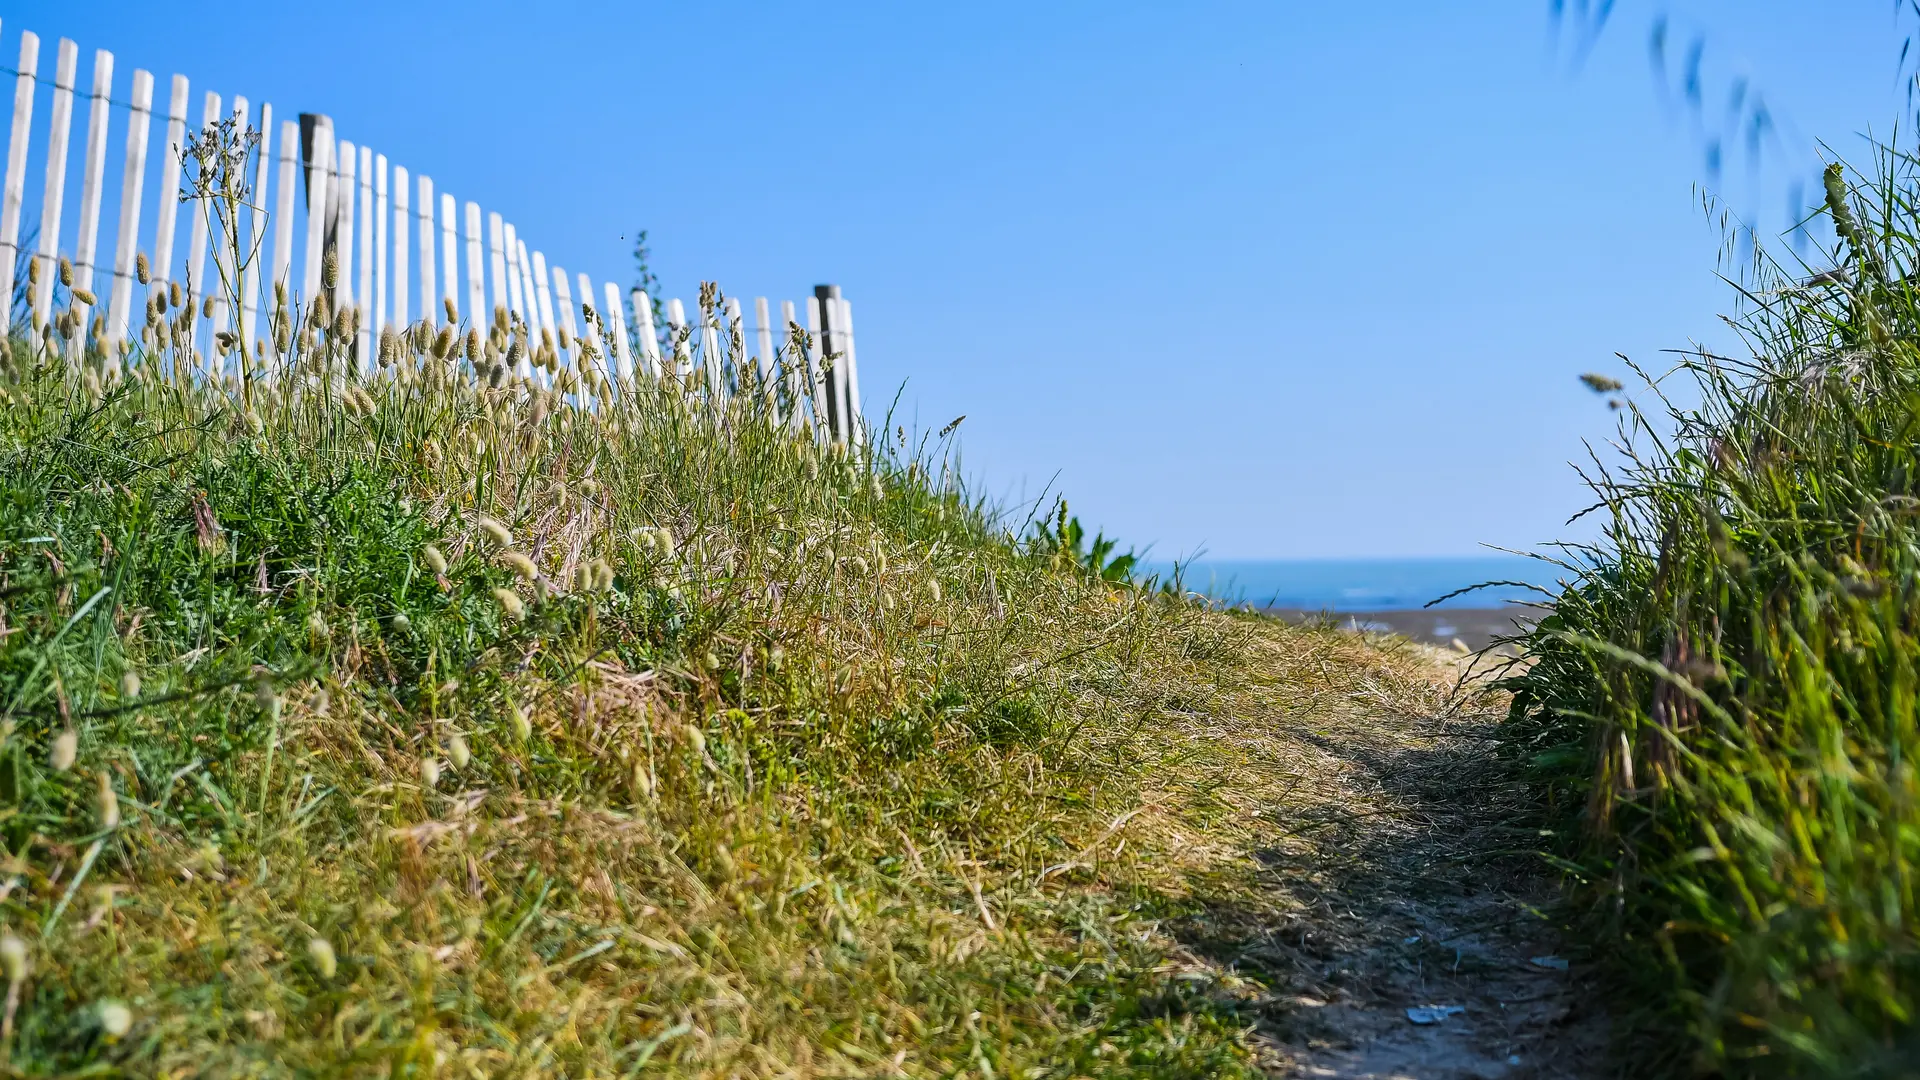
(1146, 554, 1559, 612)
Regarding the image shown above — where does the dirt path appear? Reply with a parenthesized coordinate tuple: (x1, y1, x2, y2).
(1163, 629, 1609, 1078)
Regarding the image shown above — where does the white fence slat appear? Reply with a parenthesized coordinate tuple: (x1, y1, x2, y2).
(69, 48, 113, 356)
(631, 289, 660, 377)
(438, 191, 457, 315)
(107, 67, 153, 354)
(605, 279, 631, 380)
(416, 175, 434, 320)
(0, 31, 40, 333)
(513, 235, 538, 332)
(241, 101, 270, 352)
(299, 126, 331, 307)
(391, 164, 407, 329)
(552, 266, 579, 386)
(151, 74, 188, 289)
(553, 265, 578, 342)
(665, 296, 688, 377)
(700, 295, 723, 399)
(502, 223, 526, 373)
(515, 239, 546, 385)
(182, 90, 220, 364)
(840, 297, 863, 442)
(272, 118, 296, 304)
(780, 299, 806, 432)
(576, 270, 603, 378)
(373, 152, 387, 335)
(501, 220, 524, 326)
(531, 248, 556, 350)
(723, 295, 744, 396)
(753, 296, 777, 412)
(31, 38, 78, 322)
(356, 143, 372, 365)
(463, 200, 483, 326)
(331, 137, 352, 319)
(486, 211, 507, 328)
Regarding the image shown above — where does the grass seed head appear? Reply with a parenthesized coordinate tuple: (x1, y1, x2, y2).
(448, 732, 471, 770)
(420, 756, 441, 787)
(422, 545, 449, 575)
(97, 1000, 132, 1039)
(491, 587, 525, 622)
(509, 699, 531, 742)
(51, 730, 78, 772)
(0, 935, 27, 984)
(500, 550, 538, 580)
(323, 247, 338, 290)
(59, 257, 73, 287)
(169, 280, 183, 308)
(73, 287, 96, 307)
(120, 670, 141, 699)
(478, 517, 513, 548)
(96, 770, 120, 829)
(136, 252, 151, 285)
(307, 937, 337, 979)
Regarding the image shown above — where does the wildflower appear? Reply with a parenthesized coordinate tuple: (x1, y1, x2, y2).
(51, 730, 77, 772)
(491, 587, 524, 621)
(422, 545, 449, 575)
(448, 731, 470, 770)
(499, 550, 538, 580)
(307, 937, 337, 979)
(477, 517, 513, 548)
(120, 670, 141, 699)
(420, 756, 441, 787)
(97, 770, 120, 829)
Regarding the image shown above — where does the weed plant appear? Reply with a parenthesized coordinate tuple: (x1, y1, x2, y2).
(0, 126, 1276, 1075)
(1503, 149, 1920, 1077)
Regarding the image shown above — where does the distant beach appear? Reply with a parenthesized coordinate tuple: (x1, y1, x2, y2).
(1153, 555, 1557, 648)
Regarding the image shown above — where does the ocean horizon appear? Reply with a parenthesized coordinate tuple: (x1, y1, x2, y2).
(1142, 554, 1560, 612)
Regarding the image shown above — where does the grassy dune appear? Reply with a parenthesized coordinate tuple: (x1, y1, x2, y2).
(0, 271, 1472, 1074)
(1502, 156, 1920, 1077)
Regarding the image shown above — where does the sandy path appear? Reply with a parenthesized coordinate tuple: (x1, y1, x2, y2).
(1163, 630, 1608, 1078)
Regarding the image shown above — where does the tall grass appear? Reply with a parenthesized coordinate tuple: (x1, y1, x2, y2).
(0, 124, 1278, 1074)
(1502, 149, 1920, 1076)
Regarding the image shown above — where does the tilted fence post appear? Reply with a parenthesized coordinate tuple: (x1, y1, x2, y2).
(32, 38, 78, 324)
(0, 30, 38, 334)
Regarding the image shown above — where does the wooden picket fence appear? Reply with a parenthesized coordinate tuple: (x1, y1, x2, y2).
(0, 23, 865, 441)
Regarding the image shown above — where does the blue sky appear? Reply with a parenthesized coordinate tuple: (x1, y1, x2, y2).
(9, 1, 1908, 557)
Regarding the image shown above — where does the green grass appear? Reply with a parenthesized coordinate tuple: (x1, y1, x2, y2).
(0, 255, 1333, 1075)
(1501, 152, 1920, 1077)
